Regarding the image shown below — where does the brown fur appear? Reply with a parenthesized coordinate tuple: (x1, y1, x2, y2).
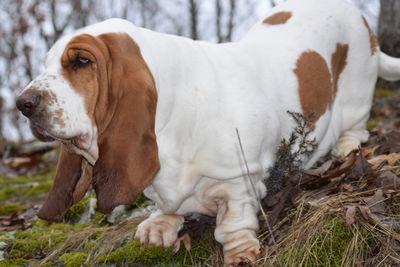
(331, 43, 349, 98)
(41, 33, 160, 218)
(72, 160, 93, 203)
(37, 145, 84, 221)
(92, 33, 159, 213)
(294, 43, 349, 124)
(362, 16, 378, 56)
(294, 51, 332, 123)
(263, 11, 292, 25)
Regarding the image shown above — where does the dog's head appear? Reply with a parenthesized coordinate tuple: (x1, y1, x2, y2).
(16, 24, 159, 221)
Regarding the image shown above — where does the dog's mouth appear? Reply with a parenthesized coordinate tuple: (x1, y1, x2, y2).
(30, 124, 56, 142)
(30, 123, 89, 150)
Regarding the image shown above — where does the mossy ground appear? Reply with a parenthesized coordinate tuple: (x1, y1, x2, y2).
(0, 168, 55, 202)
(0, 166, 213, 266)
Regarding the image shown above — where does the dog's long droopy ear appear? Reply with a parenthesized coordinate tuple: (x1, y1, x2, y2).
(92, 33, 160, 214)
(37, 144, 92, 222)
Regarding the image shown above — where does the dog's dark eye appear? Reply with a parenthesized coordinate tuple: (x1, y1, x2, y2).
(72, 57, 90, 70)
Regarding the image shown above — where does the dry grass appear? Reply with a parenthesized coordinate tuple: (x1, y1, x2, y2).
(254, 189, 400, 267)
(38, 218, 144, 266)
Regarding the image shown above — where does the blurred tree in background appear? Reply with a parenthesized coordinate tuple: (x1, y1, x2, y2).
(379, 0, 400, 57)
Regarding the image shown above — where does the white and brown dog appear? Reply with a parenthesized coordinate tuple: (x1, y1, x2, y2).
(16, 0, 400, 265)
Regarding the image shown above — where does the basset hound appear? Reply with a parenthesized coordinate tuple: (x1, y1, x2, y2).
(16, 0, 400, 265)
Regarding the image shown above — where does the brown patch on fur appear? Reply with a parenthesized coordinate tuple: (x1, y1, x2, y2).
(331, 43, 349, 98)
(362, 16, 378, 55)
(61, 34, 107, 125)
(37, 145, 84, 222)
(263, 11, 292, 25)
(60, 33, 160, 214)
(294, 51, 332, 123)
(53, 108, 66, 128)
(41, 89, 57, 106)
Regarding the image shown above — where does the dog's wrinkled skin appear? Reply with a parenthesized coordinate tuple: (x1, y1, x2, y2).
(16, 0, 400, 265)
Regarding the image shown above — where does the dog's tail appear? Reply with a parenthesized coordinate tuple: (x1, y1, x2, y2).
(378, 52, 400, 81)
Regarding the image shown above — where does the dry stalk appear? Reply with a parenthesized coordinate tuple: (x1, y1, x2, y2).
(235, 128, 282, 267)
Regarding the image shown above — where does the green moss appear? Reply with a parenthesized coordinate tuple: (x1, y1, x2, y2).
(93, 212, 107, 225)
(48, 222, 88, 231)
(1, 223, 87, 258)
(88, 231, 102, 240)
(0, 203, 29, 216)
(0, 258, 30, 267)
(366, 117, 384, 131)
(64, 196, 91, 222)
(34, 218, 50, 228)
(280, 217, 354, 267)
(124, 194, 150, 211)
(0, 188, 19, 201)
(23, 180, 53, 197)
(0, 168, 56, 201)
(83, 241, 98, 252)
(60, 252, 88, 267)
(97, 239, 176, 265)
(178, 233, 212, 263)
(308, 217, 353, 266)
(374, 88, 397, 98)
(0, 180, 52, 201)
(0, 174, 52, 185)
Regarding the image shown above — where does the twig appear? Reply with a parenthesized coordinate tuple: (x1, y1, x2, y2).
(236, 128, 283, 267)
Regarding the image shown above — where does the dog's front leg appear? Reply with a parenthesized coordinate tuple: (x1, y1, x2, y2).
(134, 210, 184, 248)
(214, 180, 262, 266)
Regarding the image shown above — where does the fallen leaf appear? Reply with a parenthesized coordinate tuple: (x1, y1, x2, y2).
(304, 159, 334, 177)
(361, 145, 379, 159)
(0, 206, 39, 230)
(358, 206, 372, 221)
(376, 171, 400, 190)
(340, 183, 359, 193)
(345, 205, 356, 226)
(2, 155, 41, 170)
(323, 152, 358, 179)
(364, 189, 386, 213)
(367, 153, 400, 169)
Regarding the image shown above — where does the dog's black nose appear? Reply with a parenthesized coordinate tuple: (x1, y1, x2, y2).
(16, 91, 41, 118)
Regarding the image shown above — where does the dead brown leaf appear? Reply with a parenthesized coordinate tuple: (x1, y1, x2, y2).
(0, 206, 39, 230)
(3, 155, 41, 170)
(368, 153, 400, 170)
(376, 171, 400, 190)
(345, 205, 357, 226)
(358, 206, 372, 221)
(304, 159, 334, 177)
(365, 189, 386, 213)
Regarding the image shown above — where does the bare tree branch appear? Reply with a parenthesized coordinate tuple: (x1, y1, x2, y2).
(189, 0, 199, 40)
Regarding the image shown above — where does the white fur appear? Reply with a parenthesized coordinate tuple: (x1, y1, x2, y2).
(21, 0, 400, 264)
(20, 35, 98, 163)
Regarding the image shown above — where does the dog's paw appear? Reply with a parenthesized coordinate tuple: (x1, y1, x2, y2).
(332, 129, 369, 159)
(134, 212, 183, 248)
(223, 229, 260, 266)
